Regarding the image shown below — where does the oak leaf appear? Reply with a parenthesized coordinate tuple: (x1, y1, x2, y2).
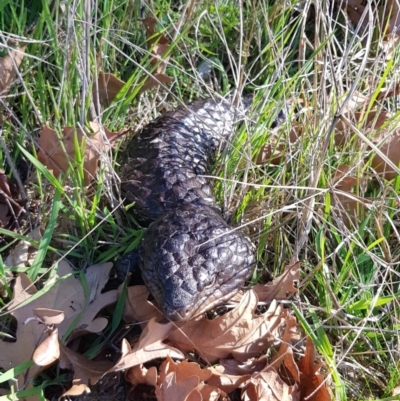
(59, 342, 114, 385)
(341, 0, 400, 37)
(126, 364, 158, 387)
(0, 45, 25, 97)
(37, 123, 118, 185)
(0, 169, 25, 231)
(257, 123, 302, 165)
(123, 285, 162, 324)
(330, 164, 370, 226)
(94, 71, 125, 106)
(167, 290, 285, 364)
(0, 261, 117, 389)
(60, 380, 90, 398)
(111, 319, 184, 371)
(242, 367, 297, 401)
(269, 312, 300, 383)
(298, 337, 331, 401)
(253, 262, 300, 302)
(159, 356, 212, 384)
(207, 365, 251, 394)
(370, 124, 400, 181)
(140, 16, 171, 74)
(94, 71, 173, 107)
(155, 372, 200, 401)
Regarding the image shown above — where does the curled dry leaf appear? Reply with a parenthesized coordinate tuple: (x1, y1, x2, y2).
(0, 261, 117, 390)
(256, 123, 302, 165)
(140, 16, 171, 74)
(0, 45, 26, 97)
(59, 342, 114, 385)
(242, 367, 297, 401)
(207, 365, 251, 395)
(298, 337, 331, 401)
(159, 356, 212, 384)
(4, 225, 42, 268)
(370, 125, 400, 181)
(32, 308, 65, 325)
(111, 319, 184, 371)
(253, 261, 300, 302)
(123, 285, 162, 324)
(330, 164, 370, 226)
(37, 123, 118, 185)
(94, 71, 125, 106)
(269, 312, 300, 383)
(167, 290, 285, 364)
(125, 364, 158, 387)
(155, 372, 200, 401)
(0, 169, 25, 231)
(60, 379, 90, 398)
(158, 356, 225, 401)
(32, 327, 60, 367)
(340, 0, 400, 37)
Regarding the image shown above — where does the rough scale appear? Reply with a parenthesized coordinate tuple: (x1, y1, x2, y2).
(121, 97, 256, 321)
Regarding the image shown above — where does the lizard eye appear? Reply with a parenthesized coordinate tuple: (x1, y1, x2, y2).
(205, 275, 217, 289)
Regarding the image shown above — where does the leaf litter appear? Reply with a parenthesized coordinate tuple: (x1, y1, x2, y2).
(0, 260, 117, 390)
(37, 123, 119, 185)
(0, 43, 26, 98)
(93, 16, 173, 107)
(0, 254, 332, 400)
(38, 15, 176, 186)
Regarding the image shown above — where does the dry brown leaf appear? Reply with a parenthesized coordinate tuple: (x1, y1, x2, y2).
(334, 91, 395, 148)
(94, 71, 125, 106)
(32, 327, 60, 366)
(197, 383, 226, 401)
(159, 356, 212, 384)
(0, 261, 117, 389)
(298, 337, 331, 401)
(123, 285, 162, 324)
(64, 317, 109, 343)
(59, 342, 114, 385)
(60, 380, 90, 398)
(392, 383, 400, 396)
(217, 357, 267, 376)
(370, 126, 400, 180)
(155, 372, 200, 401)
(167, 290, 285, 364)
(157, 356, 224, 401)
(242, 367, 297, 401)
(257, 124, 301, 165)
(4, 225, 42, 268)
(341, 0, 400, 37)
(270, 312, 300, 383)
(140, 16, 171, 73)
(0, 169, 25, 231)
(330, 165, 370, 226)
(37, 124, 118, 185)
(32, 308, 65, 325)
(141, 17, 170, 46)
(253, 261, 300, 302)
(138, 73, 173, 94)
(125, 364, 158, 387)
(111, 319, 184, 371)
(0, 45, 25, 97)
(207, 365, 251, 394)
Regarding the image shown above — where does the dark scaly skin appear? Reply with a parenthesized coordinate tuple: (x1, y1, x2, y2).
(121, 97, 256, 321)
